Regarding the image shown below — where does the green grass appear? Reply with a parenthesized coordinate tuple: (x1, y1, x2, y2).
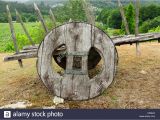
(0, 22, 46, 52)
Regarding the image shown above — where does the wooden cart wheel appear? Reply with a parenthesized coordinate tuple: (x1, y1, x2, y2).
(37, 22, 116, 100)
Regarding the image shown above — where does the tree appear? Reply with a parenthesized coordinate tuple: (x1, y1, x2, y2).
(126, 2, 135, 34)
(118, 0, 130, 35)
(108, 9, 122, 29)
(140, 16, 160, 33)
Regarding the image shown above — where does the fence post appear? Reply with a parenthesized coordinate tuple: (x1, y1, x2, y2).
(34, 3, 49, 33)
(6, 5, 23, 67)
(135, 0, 141, 56)
(49, 9, 56, 27)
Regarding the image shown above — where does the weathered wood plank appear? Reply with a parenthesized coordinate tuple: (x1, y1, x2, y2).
(114, 33, 160, 45)
(6, 5, 23, 67)
(4, 52, 37, 62)
(16, 9, 35, 46)
(49, 9, 56, 27)
(23, 44, 39, 50)
(34, 3, 49, 33)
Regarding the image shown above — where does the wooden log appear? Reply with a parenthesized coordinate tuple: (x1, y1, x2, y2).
(117, 0, 130, 35)
(49, 9, 56, 26)
(34, 3, 49, 33)
(16, 9, 35, 46)
(114, 33, 160, 45)
(20, 49, 38, 53)
(6, 5, 23, 67)
(4, 52, 37, 62)
(23, 44, 39, 50)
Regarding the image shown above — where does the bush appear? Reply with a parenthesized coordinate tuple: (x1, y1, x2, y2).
(149, 26, 160, 32)
(140, 16, 160, 33)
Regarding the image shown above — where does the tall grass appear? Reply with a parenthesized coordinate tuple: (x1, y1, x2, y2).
(0, 22, 47, 52)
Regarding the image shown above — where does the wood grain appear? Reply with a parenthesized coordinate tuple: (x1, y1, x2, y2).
(37, 22, 116, 100)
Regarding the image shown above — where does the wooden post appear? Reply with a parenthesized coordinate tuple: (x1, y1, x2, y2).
(6, 5, 23, 67)
(117, 0, 130, 35)
(15, 9, 35, 46)
(49, 9, 56, 27)
(82, 0, 95, 25)
(34, 3, 49, 33)
(135, 0, 141, 56)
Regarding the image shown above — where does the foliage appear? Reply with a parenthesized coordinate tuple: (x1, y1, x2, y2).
(140, 4, 160, 25)
(0, 22, 49, 52)
(121, 2, 135, 34)
(140, 16, 160, 33)
(108, 10, 122, 29)
(149, 26, 160, 32)
(52, 0, 86, 23)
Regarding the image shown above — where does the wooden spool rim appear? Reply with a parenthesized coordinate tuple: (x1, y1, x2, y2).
(37, 22, 116, 100)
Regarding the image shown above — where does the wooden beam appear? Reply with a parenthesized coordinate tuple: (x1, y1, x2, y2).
(6, 5, 23, 67)
(113, 33, 160, 45)
(117, 0, 130, 35)
(4, 52, 37, 62)
(15, 9, 35, 46)
(23, 44, 39, 50)
(49, 9, 56, 27)
(34, 3, 49, 33)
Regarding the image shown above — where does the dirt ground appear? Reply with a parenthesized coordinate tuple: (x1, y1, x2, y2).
(0, 42, 160, 109)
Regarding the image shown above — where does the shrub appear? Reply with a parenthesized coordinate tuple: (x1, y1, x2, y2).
(140, 16, 160, 33)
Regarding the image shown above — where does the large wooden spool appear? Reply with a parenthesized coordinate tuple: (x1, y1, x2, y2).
(37, 22, 116, 100)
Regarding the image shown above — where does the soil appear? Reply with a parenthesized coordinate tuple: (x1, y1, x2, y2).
(0, 42, 160, 109)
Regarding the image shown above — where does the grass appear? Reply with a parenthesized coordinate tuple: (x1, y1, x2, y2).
(0, 22, 46, 52)
(0, 42, 160, 108)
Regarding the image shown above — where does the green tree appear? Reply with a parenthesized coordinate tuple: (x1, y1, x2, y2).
(140, 4, 160, 25)
(140, 16, 160, 33)
(108, 9, 122, 29)
(121, 2, 135, 34)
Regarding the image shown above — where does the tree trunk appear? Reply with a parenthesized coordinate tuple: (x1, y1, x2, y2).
(117, 0, 130, 35)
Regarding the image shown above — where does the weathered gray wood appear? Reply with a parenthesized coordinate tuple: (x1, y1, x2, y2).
(20, 49, 38, 53)
(4, 52, 37, 62)
(49, 9, 56, 26)
(6, 5, 23, 67)
(37, 22, 116, 100)
(4, 32, 160, 62)
(114, 33, 160, 45)
(117, 0, 130, 35)
(16, 9, 35, 46)
(135, 0, 140, 56)
(34, 3, 49, 33)
(23, 44, 39, 50)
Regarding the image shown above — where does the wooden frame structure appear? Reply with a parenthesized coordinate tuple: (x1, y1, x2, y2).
(3, 3, 160, 100)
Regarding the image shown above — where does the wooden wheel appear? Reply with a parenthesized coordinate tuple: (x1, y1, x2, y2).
(37, 22, 116, 100)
